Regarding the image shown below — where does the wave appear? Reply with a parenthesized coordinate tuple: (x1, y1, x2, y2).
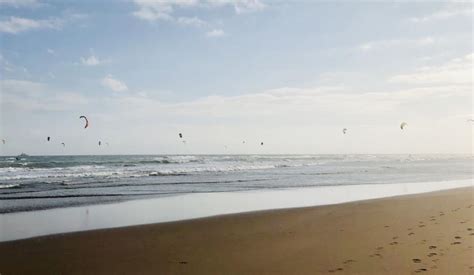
(0, 183, 20, 189)
(146, 163, 303, 176)
(0, 154, 470, 186)
(0, 155, 204, 169)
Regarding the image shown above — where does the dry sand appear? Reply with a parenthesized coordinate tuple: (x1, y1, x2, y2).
(0, 187, 473, 274)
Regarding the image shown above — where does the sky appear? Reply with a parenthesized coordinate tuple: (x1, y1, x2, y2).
(0, 0, 472, 155)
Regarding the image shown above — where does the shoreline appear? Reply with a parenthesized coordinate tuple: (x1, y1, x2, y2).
(1, 186, 473, 274)
(1, 179, 472, 242)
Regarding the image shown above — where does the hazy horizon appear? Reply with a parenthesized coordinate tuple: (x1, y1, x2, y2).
(1, 0, 473, 155)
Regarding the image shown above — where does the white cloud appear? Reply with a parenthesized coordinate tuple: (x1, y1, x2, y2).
(1, 79, 45, 95)
(1, 79, 87, 112)
(389, 53, 473, 85)
(80, 55, 103, 66)
(0, 16, 62, 34)
(0, 54, 28, 74)
(0, 0, 39, 7)
(132, 0, 197, 22)
(177, 16, 207, 27)
(359, 37, 435, 52)
(101, 75, 128, 92)
(46, 48, 55, 55)
(206, 29, 225, 37)
(409, 8, 473, 23)
(212, 0, 265, 14)
(132, 0, 265, 22)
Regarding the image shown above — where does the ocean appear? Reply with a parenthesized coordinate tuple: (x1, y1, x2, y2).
(0, 154, 472, 214)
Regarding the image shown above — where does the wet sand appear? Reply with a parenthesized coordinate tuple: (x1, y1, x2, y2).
(0, 187, 473, 274)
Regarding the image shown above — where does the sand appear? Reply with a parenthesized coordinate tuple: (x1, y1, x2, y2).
(0, 187, 473, 274)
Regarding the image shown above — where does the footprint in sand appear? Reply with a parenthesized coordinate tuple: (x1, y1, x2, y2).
(428, 253, 437, 257)
(418, 225, 426, 228)
(343, 259, 355, 264)
(179, 261, 188, 264)
(408, 232, 415, 236)
(454, 236, 462, 239)
(376, 247, 384, 251)
(412, 259, 422, 263)
(451, 242, 461, 245)
(428, 245, 437, 249)
(467, 228, 472, 231)
(470, 233, 474, 236)
(392, 236, 398, 240)
(415, 268, 428, 273)
(390, 241, 398, 245)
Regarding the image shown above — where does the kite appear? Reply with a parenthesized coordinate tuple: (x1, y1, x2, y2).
(79, 116, 89, 129)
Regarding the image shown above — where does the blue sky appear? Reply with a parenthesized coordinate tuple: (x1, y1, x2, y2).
(0, 0, 473, 155)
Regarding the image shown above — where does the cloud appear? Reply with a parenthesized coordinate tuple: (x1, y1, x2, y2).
(0, 54, 28, 74)
(177, 16, 207, 27)
(132, 0, 197, 22)
(1, 79, 44, 95)
(358, 37, 435, 52)
(409, 8, 473, 23)
(46, 48, 55, 55)
(132, 0, 265, 22)
(1, 79, 88, 112)
(389, 53, 473, 85)
(112, 81, 466, 121)
(0, 0, 40, 8)
(212, 0, 265, 14)
(0, 16, 62, 34)
(206, 28, 225, 37)
(80, 55, 103, 66)
(101, 75, 128, 92)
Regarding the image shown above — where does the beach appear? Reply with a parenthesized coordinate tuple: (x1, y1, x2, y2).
(1, 187, 472, 274)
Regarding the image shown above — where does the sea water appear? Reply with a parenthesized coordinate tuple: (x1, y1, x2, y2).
(0, 154, 472, 213)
